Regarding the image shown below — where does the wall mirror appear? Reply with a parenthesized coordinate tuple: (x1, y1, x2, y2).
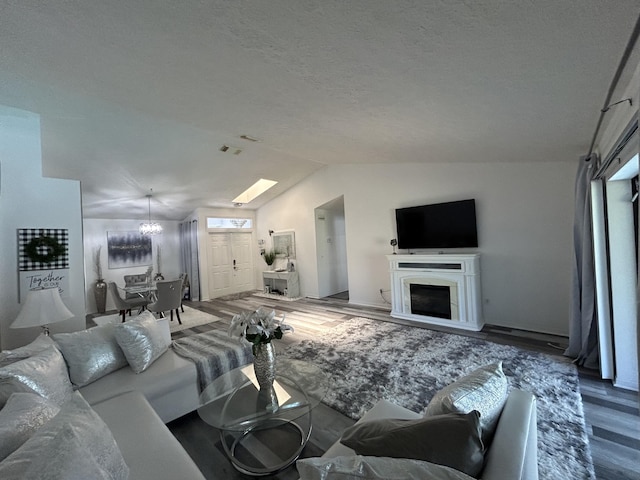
(272, 230, 296, 258)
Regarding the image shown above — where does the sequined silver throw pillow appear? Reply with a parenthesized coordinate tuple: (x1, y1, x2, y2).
(423, 362, 509, 444)
(114, 311, 170, 374)
(53, 323, 128, 387)
(0, 346, 73, 408)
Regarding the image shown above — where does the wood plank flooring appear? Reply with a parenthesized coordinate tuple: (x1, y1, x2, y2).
(167, 292, 640, 480)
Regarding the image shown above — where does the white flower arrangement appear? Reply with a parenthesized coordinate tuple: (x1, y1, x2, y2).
(229, 307, 294, 354)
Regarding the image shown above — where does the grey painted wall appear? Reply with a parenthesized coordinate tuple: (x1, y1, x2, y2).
(256, 161, 575, 336)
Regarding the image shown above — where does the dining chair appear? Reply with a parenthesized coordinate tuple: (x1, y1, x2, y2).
(178, 273, 190, 312)
(108, 282, 151, 322)
(147, 278, 183, 324)
(124, 270, 152, 299)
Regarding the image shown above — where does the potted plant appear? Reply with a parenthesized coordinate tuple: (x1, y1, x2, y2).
(262, 249, 278, 267)
(229, 307, 293, 411)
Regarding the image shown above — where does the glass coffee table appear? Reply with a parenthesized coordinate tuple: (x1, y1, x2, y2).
(197, 358, 329, 476)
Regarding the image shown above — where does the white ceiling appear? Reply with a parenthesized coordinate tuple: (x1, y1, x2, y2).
(1, 1, 638, 220)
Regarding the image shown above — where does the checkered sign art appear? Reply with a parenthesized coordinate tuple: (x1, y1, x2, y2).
(18, 228, 69, 271)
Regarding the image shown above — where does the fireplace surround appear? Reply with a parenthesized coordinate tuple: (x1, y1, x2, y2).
(386, 253, 483, 331)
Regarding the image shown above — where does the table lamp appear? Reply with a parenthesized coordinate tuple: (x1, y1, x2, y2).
(11, 287, 74, 336)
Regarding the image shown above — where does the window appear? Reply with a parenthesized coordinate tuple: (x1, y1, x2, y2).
(206, 217, 253, 229)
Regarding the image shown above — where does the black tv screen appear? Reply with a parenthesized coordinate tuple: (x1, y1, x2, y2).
(395, 199, 478, 249)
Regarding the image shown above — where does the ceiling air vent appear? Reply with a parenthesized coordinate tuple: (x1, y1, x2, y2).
(240, 134, 261, 142)
(220, 145, 243, 155)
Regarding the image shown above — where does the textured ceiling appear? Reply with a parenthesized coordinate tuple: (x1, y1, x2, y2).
(1, 1, 638, 219)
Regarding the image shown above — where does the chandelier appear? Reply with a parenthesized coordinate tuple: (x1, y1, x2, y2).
(139, 190, 163, 235)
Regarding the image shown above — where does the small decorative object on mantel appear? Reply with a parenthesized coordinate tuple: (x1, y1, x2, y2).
(93, 246, 107, 313)
(390, 238, 398, 254)
(229, 307, 294, 412)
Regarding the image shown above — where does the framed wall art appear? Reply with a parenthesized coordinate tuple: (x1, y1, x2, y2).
(18, 228, 69, 271)
(107, 231, 152, 269)
(272, 230, 296, 258)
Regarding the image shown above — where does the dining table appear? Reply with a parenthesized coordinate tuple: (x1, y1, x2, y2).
(123, 283, 157, 302)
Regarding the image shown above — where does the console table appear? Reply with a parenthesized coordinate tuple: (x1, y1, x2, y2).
(262, 271, 299, 298)
(387, 253, 483, 331)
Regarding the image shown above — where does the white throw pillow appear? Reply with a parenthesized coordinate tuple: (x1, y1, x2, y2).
(297, 455, 476, 480)
(0, 346, 73, 408)
(0, 393, 60, 461)
(0, 392, 129, 480)
(53, 323, 128, 387)
(114, 311, 170, 373)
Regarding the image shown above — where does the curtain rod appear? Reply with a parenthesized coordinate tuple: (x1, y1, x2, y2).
(593, 118, 638, 179)
(586, 12, 640, 158)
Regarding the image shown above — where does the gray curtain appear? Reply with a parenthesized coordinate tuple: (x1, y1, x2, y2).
(565, 154, 599, 368)
(179, 220, 200, 301)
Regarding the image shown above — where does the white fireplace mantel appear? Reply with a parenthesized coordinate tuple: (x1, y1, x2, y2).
(386, 253, 483, 331)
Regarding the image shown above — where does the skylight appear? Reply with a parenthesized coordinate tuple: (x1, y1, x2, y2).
(232, 178, 278, 205)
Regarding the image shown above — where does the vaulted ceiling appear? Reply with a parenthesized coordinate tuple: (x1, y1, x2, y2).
(1, 1, 638, 219)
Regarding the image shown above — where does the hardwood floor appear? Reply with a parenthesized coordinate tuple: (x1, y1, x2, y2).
(167, 292, 640, 480)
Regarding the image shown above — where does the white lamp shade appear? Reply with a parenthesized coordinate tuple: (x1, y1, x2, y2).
(11, 288, 74, 330)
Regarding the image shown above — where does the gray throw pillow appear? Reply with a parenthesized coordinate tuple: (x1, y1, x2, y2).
(297, 455, 477, 480)
(114, 311, 170, 373)
(0, 346, 73, 408)
(0, 335, 58, 368)
(53, 323, 128, 387)
(423, 362, 508, 444)
(0, 393, 60, 461)
(0, 392, 129, 480)
(340, 411, 484, 477)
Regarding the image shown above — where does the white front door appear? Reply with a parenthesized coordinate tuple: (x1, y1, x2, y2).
(207, 232, 254, 298)
(231, 232, 253, 292)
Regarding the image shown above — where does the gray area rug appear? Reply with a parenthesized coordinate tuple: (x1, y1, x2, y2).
(279, 317, 595, 480)
(93, 306, 221, 333)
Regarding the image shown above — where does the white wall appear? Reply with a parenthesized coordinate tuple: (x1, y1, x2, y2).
(83, 218, 181, 313)
(256, 161, 576, 336)
(0, 106, 86, 349)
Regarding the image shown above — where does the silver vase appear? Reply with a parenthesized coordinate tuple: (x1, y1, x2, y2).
(253, 342, 278, 412)
(94, 280, 107, 313)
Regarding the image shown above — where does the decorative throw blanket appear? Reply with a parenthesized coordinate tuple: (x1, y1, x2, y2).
(172, 330, 253, 392)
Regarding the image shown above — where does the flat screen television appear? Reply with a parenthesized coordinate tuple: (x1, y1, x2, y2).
(395, 199, 478, 249)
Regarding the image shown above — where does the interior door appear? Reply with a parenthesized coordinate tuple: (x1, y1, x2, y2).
(207, 232, 254, 298)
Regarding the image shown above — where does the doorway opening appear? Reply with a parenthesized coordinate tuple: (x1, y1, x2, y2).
(315, 196, 349, 300)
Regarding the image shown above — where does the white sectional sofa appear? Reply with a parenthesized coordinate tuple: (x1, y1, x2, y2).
(0, 315, 206, 480)
(78, 318, 200, 423)
(91, 391, 205, 480)
(80, 318, 205, 479)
